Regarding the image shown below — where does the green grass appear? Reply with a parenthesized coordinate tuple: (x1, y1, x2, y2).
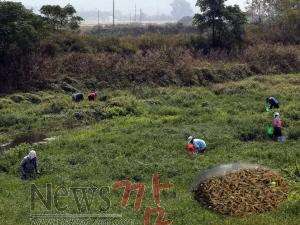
(0, 74, 300, 225)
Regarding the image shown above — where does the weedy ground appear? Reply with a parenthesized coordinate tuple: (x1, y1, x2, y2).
(0, 74, 299, 225)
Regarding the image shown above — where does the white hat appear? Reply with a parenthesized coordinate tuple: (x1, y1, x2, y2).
(274, 112, 280, 118)
(29, 150, 37, 159)
(187, 136, 193, 143)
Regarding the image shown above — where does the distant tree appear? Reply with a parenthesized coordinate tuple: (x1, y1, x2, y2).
(69, 16, 84, 30)
(276, 0, 300, 26)
(246, 0, 299, 42)
(223, 5, 248, 47)
(178, 16, 193, 25)
(170, 0, 194, 20)
(194, 0, 247, 48)
(0, 1, 50, 91)
(40, 4, 83, 31)
(246, 0, 277, 23)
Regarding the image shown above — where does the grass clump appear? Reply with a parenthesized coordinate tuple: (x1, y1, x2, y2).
(24, 93, 42, 104)
(10, 94, 26, 103)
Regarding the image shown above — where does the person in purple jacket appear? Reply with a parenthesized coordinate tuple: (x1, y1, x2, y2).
(273, 112, 282, 140)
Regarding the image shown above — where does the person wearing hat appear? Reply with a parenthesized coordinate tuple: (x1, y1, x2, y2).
(20, 150, 39, 180)
(266, 97, 280, 109)
(273, 112, 282, 140)
(187, 136, 207, 154)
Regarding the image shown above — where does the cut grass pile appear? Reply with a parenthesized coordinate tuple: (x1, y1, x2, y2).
(194, 168, 290, 217)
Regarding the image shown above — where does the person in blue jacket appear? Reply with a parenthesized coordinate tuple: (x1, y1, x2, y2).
(187, 136, 207, 154)
(72, 93, 84, 102)
(266, 97, 280, 109)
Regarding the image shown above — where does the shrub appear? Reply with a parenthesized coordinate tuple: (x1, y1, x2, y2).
(105, 99, 139, 116)
(236, 118, 269, 142)
(243, 44, 300, 74)
(0, 114, 17, 127)
(59, 35, 89, 53)
(0, 144, 30, 175)
(39, 157, 54, 175)
(0, 99, 13, 109)
(131, 86, 162, 99)
(90, 24, 198, 38)
(0, 1, 51, 93)
(96, 37, 121, 53)
(157, 106, 180, 116)
(40, 39, 59, 57)
(61, 82, 77, 93)
(189, 35, 209, 51)
(119, 40, 138, 55)
(99, 95, 110, 102)
(73, 111, 89, 121)
(10, 94, 26, 103)
(289, 127, 300, 140)
(45, 100, 67, 114)
(10, 34, 298, 92)
(63, 76, 81, 86)
(104, 106, 127, 119)
(285, 109, 300, 121)
(135, 34, 164, 51)
(24, 93, 42, 104)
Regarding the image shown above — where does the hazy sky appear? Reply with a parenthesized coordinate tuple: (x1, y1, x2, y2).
(13, 0, 247, 15)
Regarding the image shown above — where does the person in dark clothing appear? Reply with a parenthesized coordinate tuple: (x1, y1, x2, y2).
(72, 93, 84, 102)
(88, 91, 97, 101)
(20, 150, 39, 180)
(266, 97, 280, 109)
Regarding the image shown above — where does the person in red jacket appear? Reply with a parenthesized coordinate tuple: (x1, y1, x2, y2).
(187, 143, 195, 153)
(88, 91, 97, 101)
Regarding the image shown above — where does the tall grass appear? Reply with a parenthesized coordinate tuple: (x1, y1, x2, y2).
(27, 33, 300, 92)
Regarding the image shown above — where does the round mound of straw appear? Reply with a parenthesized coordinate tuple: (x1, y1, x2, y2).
(194, 168, 290, 217)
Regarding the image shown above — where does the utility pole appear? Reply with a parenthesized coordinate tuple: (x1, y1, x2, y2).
(140, 8, 142, 23)
(97, 9, 100, 25)
(113, 0, 115, 26)
(130, 12, 132, 24)
(134, 4, 137, 22)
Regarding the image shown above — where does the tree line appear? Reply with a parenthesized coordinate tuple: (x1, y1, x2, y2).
(0, 2, 83, 91)
(193, 0, 299, 48)
(0, 0, 299, 92)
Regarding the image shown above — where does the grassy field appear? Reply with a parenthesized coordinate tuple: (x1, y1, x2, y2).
(0, 74, 299, 225)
